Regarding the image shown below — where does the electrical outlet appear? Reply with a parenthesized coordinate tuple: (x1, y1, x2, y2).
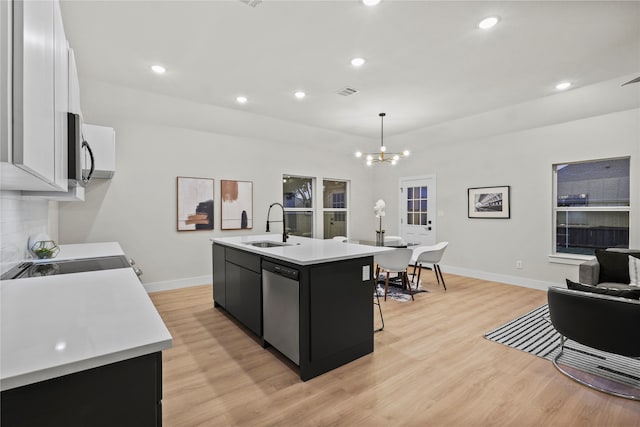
(516, 260, 523, 269)
(362, 265, 370, 281)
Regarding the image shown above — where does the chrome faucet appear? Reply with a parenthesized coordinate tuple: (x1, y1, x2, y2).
(266, 202, 288, 242)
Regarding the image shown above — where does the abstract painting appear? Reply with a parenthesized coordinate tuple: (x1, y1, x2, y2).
(177, 177, 214, 231)
(468, 186, 510, 219)
(221, 180, 253, 230)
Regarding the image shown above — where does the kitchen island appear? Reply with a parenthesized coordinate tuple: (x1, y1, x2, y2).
(211, 234, 392, 381)
(0, 245, 172, 427)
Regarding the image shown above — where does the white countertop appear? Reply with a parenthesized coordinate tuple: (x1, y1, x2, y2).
(32, 241, 125, 263)
(211, 234, 393, 265)
(0, 268, 172, 391)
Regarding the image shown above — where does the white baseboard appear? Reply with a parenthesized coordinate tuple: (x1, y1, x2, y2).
(440, 264, 561, 291)
(143, 275, 210, 293)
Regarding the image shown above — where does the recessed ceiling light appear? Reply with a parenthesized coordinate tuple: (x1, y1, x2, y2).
(478, 16, 500, 30)
(362, 0, 381, 6)
(236, 96, 248, 104)
(151, 65, 166, 74)
(555, 81, 572, 91)
(351, 57, 366, 67)
(294, 91, 306, 99)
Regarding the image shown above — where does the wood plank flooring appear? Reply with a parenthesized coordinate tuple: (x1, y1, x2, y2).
(149, 272, 640, 426)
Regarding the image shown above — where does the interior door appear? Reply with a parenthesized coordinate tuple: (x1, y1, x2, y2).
(400, 176, 436, 245)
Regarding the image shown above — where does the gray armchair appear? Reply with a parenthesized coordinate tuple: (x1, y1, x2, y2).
(578, 248, 640, 289)
(578, 258, 600, 285)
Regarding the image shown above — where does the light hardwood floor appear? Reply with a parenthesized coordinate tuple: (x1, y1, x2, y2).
(149, 272, 640, 426)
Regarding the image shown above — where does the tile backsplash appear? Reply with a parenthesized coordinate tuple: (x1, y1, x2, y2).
(0, 191, 53, 274)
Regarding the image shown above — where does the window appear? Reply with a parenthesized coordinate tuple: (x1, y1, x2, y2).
(322, 180, 348, 239)
(406, 185, 428, 226)
(553, 157, 630, 256)
(283, 175, 314, 237)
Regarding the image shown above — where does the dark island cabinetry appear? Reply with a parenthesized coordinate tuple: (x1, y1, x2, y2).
(1, 352, 163, 427)
(213, 245, 262, 336)
(212, 243, 226, 306)
(212, 240, 376, 381)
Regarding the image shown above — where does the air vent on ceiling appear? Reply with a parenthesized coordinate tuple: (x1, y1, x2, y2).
(238, 0, 262, 7)
(337, 87, 359, 96)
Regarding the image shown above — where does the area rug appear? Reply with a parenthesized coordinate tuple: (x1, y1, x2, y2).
(375, 275, 428, 302)
(485, 304, 640, 391)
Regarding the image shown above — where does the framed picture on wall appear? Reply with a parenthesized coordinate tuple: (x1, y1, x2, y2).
(468, 185, 510, 219)
(177, 177, 214, 231)
(221, 180, 253, 230)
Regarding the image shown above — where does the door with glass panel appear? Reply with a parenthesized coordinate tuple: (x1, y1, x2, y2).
(400, 176, 436, 245)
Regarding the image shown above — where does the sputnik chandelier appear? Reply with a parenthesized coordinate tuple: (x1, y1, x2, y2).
(355, 113, 410, 166)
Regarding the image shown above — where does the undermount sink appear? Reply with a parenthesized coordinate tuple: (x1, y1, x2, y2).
(245, 241, 292, 248)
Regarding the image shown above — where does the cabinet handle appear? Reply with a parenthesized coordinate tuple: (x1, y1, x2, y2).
(82, 140, 95, 183)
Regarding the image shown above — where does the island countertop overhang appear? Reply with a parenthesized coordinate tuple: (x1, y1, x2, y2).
(210, 235, 393, 266)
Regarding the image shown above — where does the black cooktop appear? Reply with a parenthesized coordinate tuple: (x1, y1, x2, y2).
(1, 256, 131, 280)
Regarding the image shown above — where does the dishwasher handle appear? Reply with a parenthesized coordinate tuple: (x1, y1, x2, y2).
(262, 260, 299, 281)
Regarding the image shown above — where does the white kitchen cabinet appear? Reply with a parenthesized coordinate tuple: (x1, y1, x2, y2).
(0, 0, 68, 192)
(83, 124, 116, 179)
(68, 48, 81, 115)
(0, 1, 11, 164)
(22, 47, 86, 200)
(52, 0, 68, 191)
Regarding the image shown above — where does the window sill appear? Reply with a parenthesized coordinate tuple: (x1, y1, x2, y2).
(548, 253, 595, 265)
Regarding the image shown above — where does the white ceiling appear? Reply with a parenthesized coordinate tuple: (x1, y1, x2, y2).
(59, 0, 640, 139)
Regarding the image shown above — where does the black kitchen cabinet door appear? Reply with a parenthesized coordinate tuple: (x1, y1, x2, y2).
(212, 243, 226, 307)
(0, 352, 162, 427)
(308, 258, 373, 361)
(225, 261, 262, 336)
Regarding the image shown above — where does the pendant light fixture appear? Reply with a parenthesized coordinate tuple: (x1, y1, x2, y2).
(355, 113, 410, 166)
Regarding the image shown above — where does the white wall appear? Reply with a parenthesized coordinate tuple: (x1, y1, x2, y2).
(58, 80, 377, 288)
(57, 78, 639, 291)
(375, 108, 640, 289)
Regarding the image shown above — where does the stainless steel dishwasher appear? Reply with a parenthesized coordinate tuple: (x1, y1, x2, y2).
(262, 260, 300, 365)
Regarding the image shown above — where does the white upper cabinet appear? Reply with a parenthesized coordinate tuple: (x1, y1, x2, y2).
(0, 0, 69, 191)
(68, 48, 81, 115)
(12, 0, 56, 186)
(53, 0, 68, 191)
(0, 1, 11, 164)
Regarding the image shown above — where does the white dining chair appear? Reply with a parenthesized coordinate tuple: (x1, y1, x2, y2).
(375, 248, 414, 301)
(332, 236, 348, 242)
(410, 242, 449, 290)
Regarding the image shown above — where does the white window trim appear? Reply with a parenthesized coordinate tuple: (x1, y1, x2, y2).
(550, 158, 631, 262)
(320, 178, 350, 239)
(282, 176, 351, 239)
(283, 174, 315, 238)
(547, 253, 595, 265)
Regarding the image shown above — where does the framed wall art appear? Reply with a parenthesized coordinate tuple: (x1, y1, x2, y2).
(177, 177, 214, 231)
(221, 180, 253, 230)
(468, 185, 510, 219)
